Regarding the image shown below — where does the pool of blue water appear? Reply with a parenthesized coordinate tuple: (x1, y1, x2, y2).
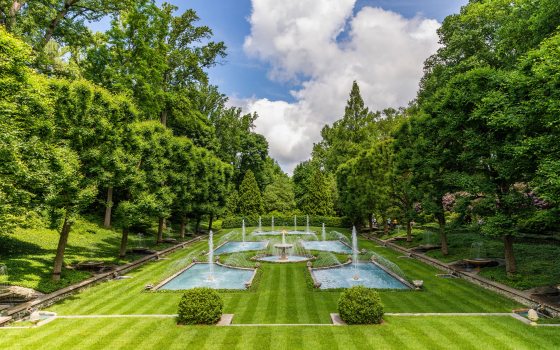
(301, 240, 352, 254)
(257, 255, 311, 262)
(253, 230, 315, 236)
(214, 241, 268, 254)
(312, 263, 410, 289)
(158, 264, 254, 290)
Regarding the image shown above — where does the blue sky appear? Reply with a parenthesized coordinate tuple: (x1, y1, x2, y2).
(90, 0, 468, 172)
(183, 0, 468, 102)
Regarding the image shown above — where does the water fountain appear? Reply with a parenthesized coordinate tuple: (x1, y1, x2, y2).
(258, 216, 262, 233)
(352, 226, 359, 280)
(271, 216, 275, 232)
(322, 223, 326, 241)
(464, 242, 495, 270)
(306, 215, 310, 233)
(275, 230, 293, 261)
(294, 215, 297, 232)
(207, 230, 214, 281)
(242, 219, 246, 243)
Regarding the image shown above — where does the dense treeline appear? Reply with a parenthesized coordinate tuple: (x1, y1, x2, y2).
(0, 1, 280, 280)
(300, 0, 560, 276)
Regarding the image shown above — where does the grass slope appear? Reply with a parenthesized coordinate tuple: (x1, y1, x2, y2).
(0, 218, 191, 293)
(383, 225, 560, 290)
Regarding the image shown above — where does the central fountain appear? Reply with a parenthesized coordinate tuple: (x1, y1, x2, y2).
(274, 230, 293, 261)
(322, 223, 326, 241)
(242, 219, 246, 243)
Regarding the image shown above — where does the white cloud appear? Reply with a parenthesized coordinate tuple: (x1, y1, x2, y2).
(242, 0, 441, 173)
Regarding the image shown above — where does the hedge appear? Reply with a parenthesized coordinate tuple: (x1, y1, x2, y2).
(221, 215, 351, 229)
(177, 288, 223, 325)
(338, 286, 384, 324)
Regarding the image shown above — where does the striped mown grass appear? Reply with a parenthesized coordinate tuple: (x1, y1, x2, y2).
(46, 228, 520, 320)
(1, 316, 559, 349)
(3, 227, 547, 349)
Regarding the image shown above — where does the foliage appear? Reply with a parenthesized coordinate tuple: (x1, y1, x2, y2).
(262, 173, 296, 213)
(238, 170, 263, 216)
(338, 286, 384, 324)
(221, 215, 351, 229)
(177, 287, 223, 325)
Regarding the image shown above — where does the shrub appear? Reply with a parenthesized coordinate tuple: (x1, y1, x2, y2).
(338, 286, 384, 324)
(177, 288, 223, 325)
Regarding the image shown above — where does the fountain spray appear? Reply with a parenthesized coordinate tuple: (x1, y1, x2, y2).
(322, 223, 326, 241)
(306, 215, 310, 233)
(208, 230, 214, 281)
(242, 219, 246, 243)
(352, 226, 359, 280)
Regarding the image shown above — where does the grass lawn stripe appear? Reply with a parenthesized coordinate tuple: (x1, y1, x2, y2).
(100, 318, 159, 349)
(378, 318, 411, 349)
(396, 317, 445, 350)
(84, 318, 137, 349)
(256, 326, 273, 350)
(428, 317, 479, 350)
(265, 264, 280, 322)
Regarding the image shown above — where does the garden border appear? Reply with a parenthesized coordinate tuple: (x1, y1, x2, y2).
(363, 234, 560, 318)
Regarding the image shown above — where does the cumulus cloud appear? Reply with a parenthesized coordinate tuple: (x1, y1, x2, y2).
(242, 0, 441, 173)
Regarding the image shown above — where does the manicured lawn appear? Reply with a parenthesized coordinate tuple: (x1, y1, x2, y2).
(0, 218, 192, 293)
(382, 225, 560, 290)
(2, 227, 557, 349)
(1, 317, 559, 349)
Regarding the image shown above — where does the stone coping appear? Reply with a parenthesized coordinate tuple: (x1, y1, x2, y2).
(3, 235, 205, 321)
(363, 234, 560, 318)
(217, 314, 234, 326)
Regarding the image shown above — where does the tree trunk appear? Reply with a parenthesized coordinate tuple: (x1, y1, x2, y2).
(406, 220, 412, 242)
(119, 227, 129, 258)
(6, 1, 23, 31)
(504, 235, 516, 275)
(195, 216, 201, 234)
(437, 215, 448, 256)
(103, 186, 113, 228)
(52, 216, 72, 280)
(208, 214, 214, 232)
(157, 217, 164, 243)
(382, 216, 388, 235)
(160, 109, 168, 126)
(39, 0, 77, 50)
(180, 216, 186, 239)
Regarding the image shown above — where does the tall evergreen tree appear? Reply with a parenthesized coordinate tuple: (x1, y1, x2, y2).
(238, 170, 263, 216)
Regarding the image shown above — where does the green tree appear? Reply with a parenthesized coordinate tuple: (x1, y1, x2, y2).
(238, 170, 263, 216)
(263, 174, 295, 214)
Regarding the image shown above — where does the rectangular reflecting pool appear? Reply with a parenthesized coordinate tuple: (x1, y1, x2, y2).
(158, 263, 255, 290)
(301, 240, 352, 254)
(311, 263, 411, 289)
(214, 241, 268, 254)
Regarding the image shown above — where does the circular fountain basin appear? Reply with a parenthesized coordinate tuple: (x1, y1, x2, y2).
(464, 258, 498, 268)
(256, 255, 311, 263)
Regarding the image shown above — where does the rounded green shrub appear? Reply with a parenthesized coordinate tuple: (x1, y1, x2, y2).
(338, 286, 384, 324)
(177, 287, 223, 325)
